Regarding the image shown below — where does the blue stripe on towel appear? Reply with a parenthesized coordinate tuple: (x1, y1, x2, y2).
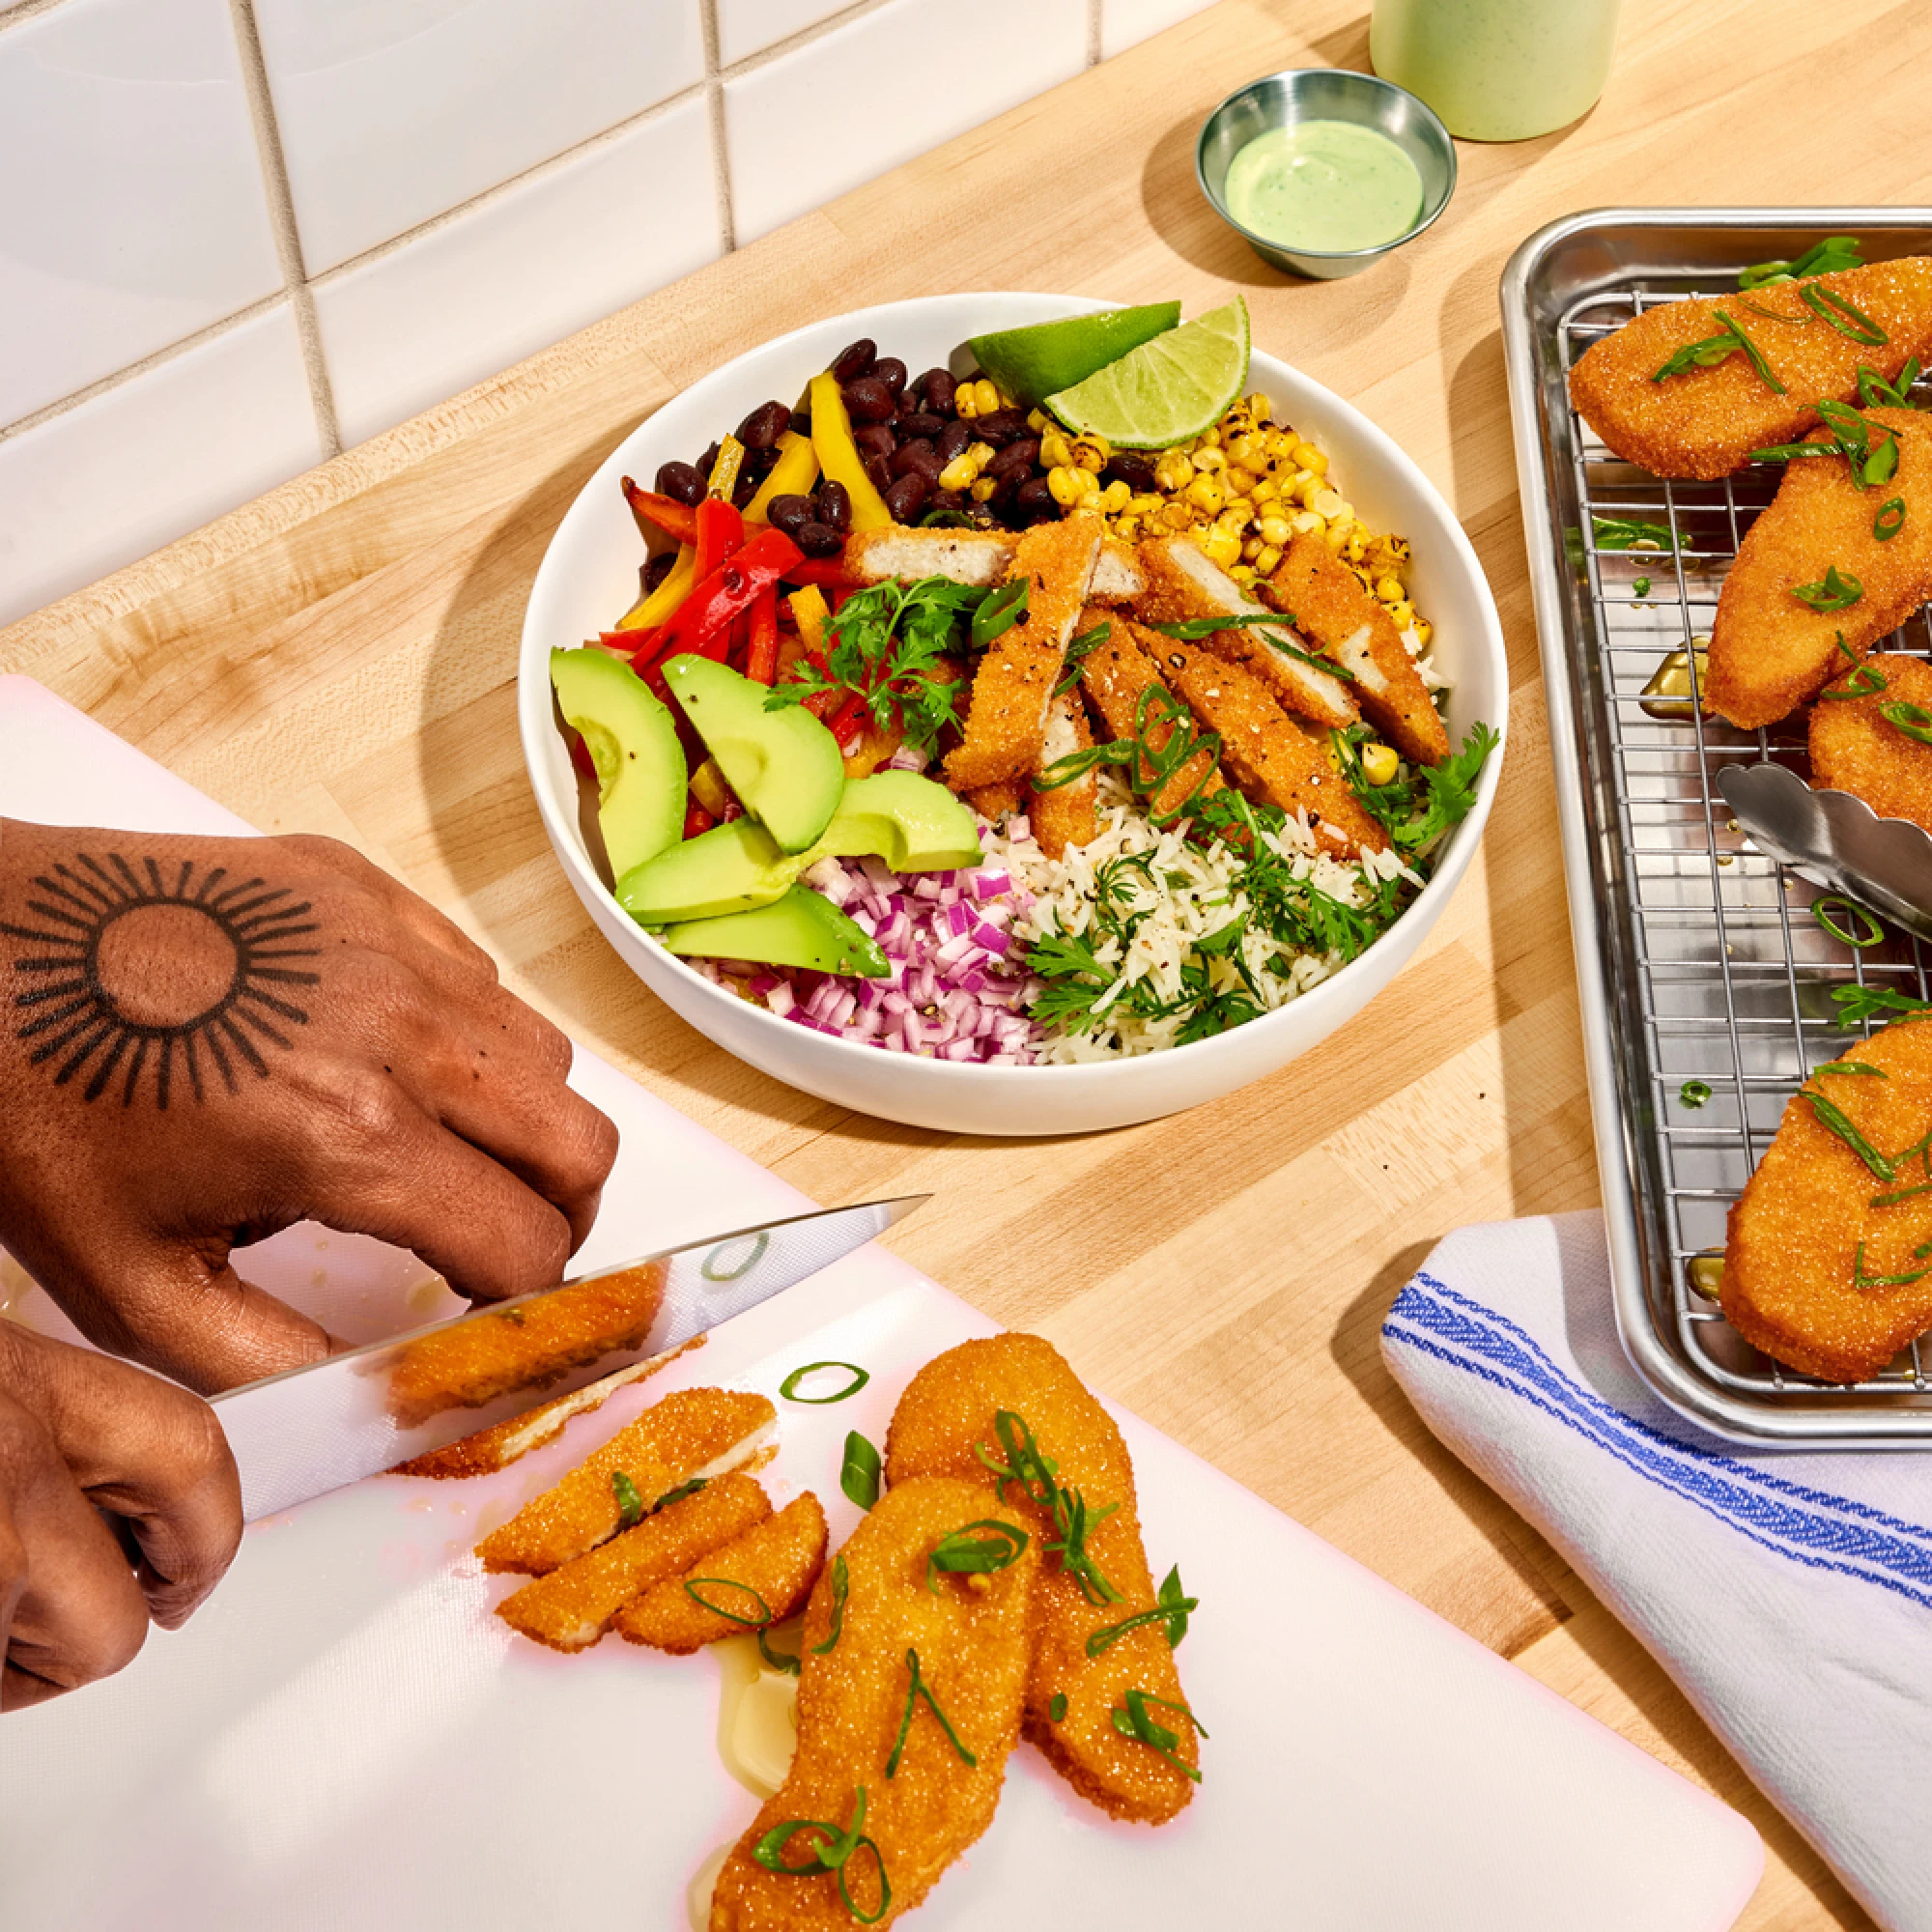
(1385, 1274, 1932, 1610)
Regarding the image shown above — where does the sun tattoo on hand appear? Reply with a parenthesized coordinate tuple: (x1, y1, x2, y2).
(1, 853, 322, 1107)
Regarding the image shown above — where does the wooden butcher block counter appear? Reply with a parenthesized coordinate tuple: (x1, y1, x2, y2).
(7, 4, 1926, 1924)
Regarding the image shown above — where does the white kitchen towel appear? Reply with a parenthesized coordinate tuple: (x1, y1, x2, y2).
(1381, 1211, 1932, 1932)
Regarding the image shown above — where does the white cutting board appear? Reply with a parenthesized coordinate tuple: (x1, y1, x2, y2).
(0, 676, 1762, 1931)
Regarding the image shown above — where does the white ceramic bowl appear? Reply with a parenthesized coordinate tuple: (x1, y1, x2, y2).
(519, 293, 1506, 1135)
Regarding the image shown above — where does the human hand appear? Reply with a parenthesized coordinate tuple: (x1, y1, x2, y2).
(0, 1321, 241, 1711)
(0, 821, 619, 1393)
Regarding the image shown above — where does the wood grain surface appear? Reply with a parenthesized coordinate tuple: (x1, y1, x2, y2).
(4, 4, 1922, 1924)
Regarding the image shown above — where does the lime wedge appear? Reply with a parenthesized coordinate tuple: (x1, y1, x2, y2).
(969, 302, 1181, 409)
(1045, 297, 1251, 450)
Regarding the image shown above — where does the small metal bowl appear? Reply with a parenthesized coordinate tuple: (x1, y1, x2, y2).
(1196, 69, 1456, 280)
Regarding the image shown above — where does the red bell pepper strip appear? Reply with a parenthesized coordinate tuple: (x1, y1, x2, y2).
(745, 586, 779, 685)
(692, 496, 744, 584)
(781, 557, 853, 589)
(642, 526, 803, 669)
(826, 691, 867, 747)
(683, 798, 716, 839)
(621, 477, 699, 546)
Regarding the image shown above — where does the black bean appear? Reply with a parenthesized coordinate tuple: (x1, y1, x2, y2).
(927, 487, 968, 519)
(797, 521, 842, 557)
(863, 452, 893, 496)
(731, 469, 760, 510)
(816, 479, 852, 534)
(830, 338, 876, 384)
(896, 411, 944, 441)
(842, 377, 895, 424)
(872, 356, 908, 397)
(1013, 476, 1058, 523)
(983, 465, 1021, 507)
(735, 399, 789, 450)
(935, 419, 973, 465)
(766, 493, 815, 538)
(853, 423, 897, 461)
(921, 369, 957, 416)
(987, 437, 1039, 480)
(1106, 451, 1157, 492)
(642, 551, 678, 591)
(891, 438, 941, 483)
(696, 441, 721, 479)
(884, 471, 930, 521)
(975, 408, 1029, 447)
(655, 460, 706, 505)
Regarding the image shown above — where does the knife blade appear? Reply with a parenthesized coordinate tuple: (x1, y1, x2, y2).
(211, 1195, 925, 1520)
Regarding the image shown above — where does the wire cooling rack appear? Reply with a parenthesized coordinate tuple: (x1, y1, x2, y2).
(1554, 273, 1932, 1412)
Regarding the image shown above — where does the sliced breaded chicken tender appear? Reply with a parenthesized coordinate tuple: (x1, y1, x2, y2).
(886, 1334, 1198, 1827)
(1266, 531, 1449, 766)
(618, 1492, 828, 1654)
(1707, 407, 1932, 728)
(1028, 689, 1097, 859)
(1724, 1019, 1932, 1381)
(944, 516, 1103, 791)
(1135, 535, 1358, 732)
(1810, 652, 1932, 831)
(386, 1260, 668, 1429)
(1076, 608, 1224, 822)
(474, 1386, 776, 1576)
(707, 1474, 1037, 1930)
(1130, 624, 1387, 857)
(497, 1472, 771, 1653)
(1569, 256, 1932, 480)
(964, 779, 1023, 825)
(843, 526, 1144, 603)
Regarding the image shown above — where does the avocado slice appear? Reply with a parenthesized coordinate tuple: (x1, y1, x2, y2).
(550, 647, 686, 877)
(664, 886, 889, 979)
(665, 655, 844, 854)
(815, 771, 982, 871)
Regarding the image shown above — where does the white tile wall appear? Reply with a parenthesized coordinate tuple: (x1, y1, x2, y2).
(0, 0, 1225, 629)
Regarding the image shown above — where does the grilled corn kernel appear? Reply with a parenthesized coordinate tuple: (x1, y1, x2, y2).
(1220, 504, 1253, 537)
(1254, 542, 1282, 577)
(1099, 479, 1132, 513)
(1292, 473, 1321, 509)
(1077, 488, 1104, 514)
(1191, 445, 1228, 474)
(938, 453, 979, 492)
(969, 379, 1001, 416)
(1361, 742, 1401, 786)
(1387, 600, 1416, 632)
(1130, 492, 1164, 517)
(1376, 575, 1405, 604)
(1258, 513, 1293, 549)
(1184, 473, 1227, 516)
(1311, 488, 1349, 521)
(1039, 431, 1072, 470)
(1224, 433, 1262, 469)
(1249, 394, 1272, 424)
(1294, 441, 1328, 475)
(1114, 514, 1141, 541)
(1153, 451, 1194, 492)
(1240, 535, 1264, 563)
(1202, 527, 1241, 568)
(967, 441, 996, 471)
(1047, 466, 1088, 507)
(1195, 425, 1221, 449)
(1229, 563, 1257, 586)
(953, 384, 978, 419)
(1161, 498, 1196, 530)
(1322, 520, 1350, 552)
(1344, 529, 1367, 564)
(1026, 409, 1049, 432)
(970, 475, 999, 502)
(1250, 476, 1280, 506)
(1412, 617, 1433, 646)
(1290, 508, 1322, 535)
(1264, 429, 1295, 462)
(1225, 465, 1259, 497)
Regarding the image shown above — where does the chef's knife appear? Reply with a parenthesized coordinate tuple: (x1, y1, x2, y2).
(212, 1196, 924, 1520)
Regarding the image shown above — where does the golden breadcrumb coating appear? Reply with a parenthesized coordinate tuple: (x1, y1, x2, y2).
(964, 779, 1023, 825)
(1809, 652, 1932, 832)
(1724, 1019, 1932, 1380)
(1568, 257, 1932, 480)
(474, 1386, 775, 1576)
(1266, 532, 1449, 766)
(1707, 408, 1932, 728)
(944, 516, 1102, 791)
(708, 1475, 1036, 1930)
(616, 1492, 827, 1654)
(885, 1333, 1197, 1826)
(496, 1473, 771, 1653)
(386, 1261, 668, 1429)
(391, 1336, 704, 1479)
(1134, 535, 1357, 732)
(1075, 608, 1224, 822)
(1027, 689, 1096, 859)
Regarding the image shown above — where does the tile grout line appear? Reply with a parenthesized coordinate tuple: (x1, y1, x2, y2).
(716, 0, 895, 81)
(226, 0, 341, 458)
(699, 0, 736, 256)
(1088, 0, 1102, 65)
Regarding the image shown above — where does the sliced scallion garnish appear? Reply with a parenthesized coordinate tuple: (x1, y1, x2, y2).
(1109, 1688, 1207, 1784)
(758, 1628, 803, 1675)
(1813, 896, 1886, 949)
(1802, 281, 1888, 344)
(1833, 983, 1931, 1024)
(684, 1577, 774, 1627)
(753, 1787, 890, 1924)
(925, 1519, 1029, 1593)
(1591, 515, 1676, 551)
(1739, 237, 1862, 288)
(973, 1408, 1123, 1606)
(612, 1469, 644, 1530)
(1679, 1080, 1712, 1109)
(971, 578, 1029, 648)
(1048, 1692, 1068, 1722)
(840, 1430, 883, 1511)
(811, 1554, 848, 1654)
(1881, 699, 1932, 747)
(1801, 1090, 1897, 1179)
(1652, 310, 1785, 392)
(780, 1360, 871, 1405)
(1086, 1565, 1197, 1657)
(1820, 1062, 1888, 1077)
(1792, 564, 1863, 611)
(1055, 619, 1112, 698)
(1876, 497, 1908, 541)
(885, 1648, 977, 1777)
(653, 1476, 709, 1512)
(1854, 1241, 1932, 1291)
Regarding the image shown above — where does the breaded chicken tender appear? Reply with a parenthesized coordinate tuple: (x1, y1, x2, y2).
(617, 1492, 827, 1654)
(1809, 652, 1932, 831)
(945, 516, 1103, 790)
(886, 1334, 1198, 1826)
(964, 779, 1023, 825)
(475, 1386, 775, 1576)
(1135, 536, 1358, 732)
(708, 1475, 1037, 1930)
(1706, 408, 1932, 727)
(391, 1335, 704, 1479)
(1129, 623, 1387, 857)
(1266, 531, 1449, 766)
(842, 526, 1144, 604)
(1568, 256, 1932, 480)
(1724, 1019, 1932, 1381)
(497, 1472, 771, 1653)
(1076, 609, 1223, 822)
(1027, 689, 1096, 859)
(386, 1260, 668, 1429)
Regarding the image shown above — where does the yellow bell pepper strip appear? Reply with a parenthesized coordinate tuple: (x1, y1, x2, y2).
(614, 544, 693, 630)
(787, 583, 831, 659)
(634, 526, 804, 672)
(745, 430, 821, 522)
(707, 433, 746, 502)
(808, 373, 892, 530)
